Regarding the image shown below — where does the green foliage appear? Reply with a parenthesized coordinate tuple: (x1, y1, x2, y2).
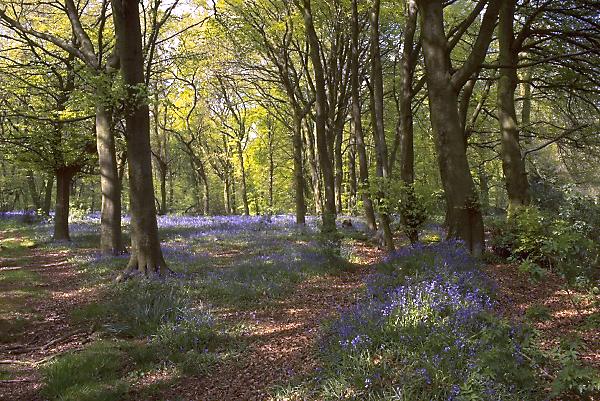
(537, 339, 600, 398)
(489, 205, 599, 285)
(366, 178, 428, 242)
(524, 304, 552, 322)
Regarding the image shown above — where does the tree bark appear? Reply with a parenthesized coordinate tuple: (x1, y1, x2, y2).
(397, 0, 418, 186)
(498, 0, 530, 209)
(26, 171, 41, 211)
(43, 175, 54, 215)
(397, 0, 419, 243)
(235, 140, 250, 216)
(112, 0, 168, 278)
(347, 128, 357, 211)
(292, 115, 307, 223)
(334, 123, 343, 214)
(300, 0, 337, 236)
(370, 0, 394, 251)
(304, 119, 323, 215)
(350, 0, 377, 231)
(53, 167, 76, 241)
(417, 0, 499, 255)
(96, 103, 124, 254)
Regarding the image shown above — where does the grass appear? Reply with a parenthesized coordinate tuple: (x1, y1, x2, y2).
(41, 341, 129, 401)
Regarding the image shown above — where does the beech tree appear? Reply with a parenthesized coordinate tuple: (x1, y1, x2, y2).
(111, 0, 168, 278)
(416, 0, 501, 255)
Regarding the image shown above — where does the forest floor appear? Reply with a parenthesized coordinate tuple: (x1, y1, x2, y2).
(0, 216, 598, 401)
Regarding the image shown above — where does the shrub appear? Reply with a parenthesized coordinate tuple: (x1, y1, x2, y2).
(489, 206, 599, 285)
(314, 242, 540, 400)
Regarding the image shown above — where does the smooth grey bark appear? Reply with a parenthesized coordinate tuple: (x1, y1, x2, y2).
(299, 0, 337, 236)
(370, 0, 394, 251)
(417, 0, 500, 255)
(351, 0, 377, 231)
(498, 0, 530, 208)
(96, 104, 124, 254)
(112, 0, 168, 278)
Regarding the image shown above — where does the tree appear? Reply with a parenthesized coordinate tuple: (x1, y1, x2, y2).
(111, 0, 168, 278)
(350, 0, 377, 231)
(416, 0, 501, 255)
(0, 1, 125, 254)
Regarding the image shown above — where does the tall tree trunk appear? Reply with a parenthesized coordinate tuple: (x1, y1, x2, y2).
(348, 128, 357, 211)
(268, 132, 274, 210)
(417, 0, 495, 255)
(370, 0, 394, 251)
(230, 165, 237, 213)
(304, 120, 323, 215)
(234, 140, 249, 215)
(292, 115, 306, 224)
(43, 175, 54, 215)
(397, 0, 419, 243)
(197, 163, 210, 215)
(223, 175, 231, 215)
(157, 161, 167, 215)
(53, 167, 76, 241)
(351, 0, 377, 231)
(498, 0, 530, 209)
(334, 125, 343, 214)
(300, 0, 337, 236)
(26, 170, 41, 211)
(96, 103, 124, 254)
(477, 164, 490, 213)
(112, 0, 168, 277)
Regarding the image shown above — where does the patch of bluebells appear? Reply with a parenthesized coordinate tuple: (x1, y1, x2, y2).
(320, 241, 539, 400)
(153, 305, 220, 354)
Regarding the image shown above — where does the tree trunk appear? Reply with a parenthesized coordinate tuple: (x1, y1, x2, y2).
(157, 161, 167, 215)
(223, 175, 231, 215)
(112, 0, 168, 278)
(351, 0, 377, 231)
(498, 0, 530, 209)
(268, 132, 274, 210)
(43, 175, 54, 215)
(300, 0, 337, 236)
(477, 164, 490, 213)
(418, 0, 488, 255)
(397, 0, 419, 243)
(292, 115, 306, 224)
(334, 124, 343, 214)
(199, 165, 210, 215)
(348, 128, 357, 211)
(96, 103, 124, 254)
(370, 0, 394, 251)
(53, 167, 76, 241)
(26, 170, 41, 211)
(235, 140, 250, 215)
(305, 120, 323, 215)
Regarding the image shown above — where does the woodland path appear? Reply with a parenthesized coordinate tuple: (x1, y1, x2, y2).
(156, 243, 383, 401)
(0, 233, 96, 401)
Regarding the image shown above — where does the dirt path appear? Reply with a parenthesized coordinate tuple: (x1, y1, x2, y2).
(156, 244, 383, 401)
(0, 236, 93, 401)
